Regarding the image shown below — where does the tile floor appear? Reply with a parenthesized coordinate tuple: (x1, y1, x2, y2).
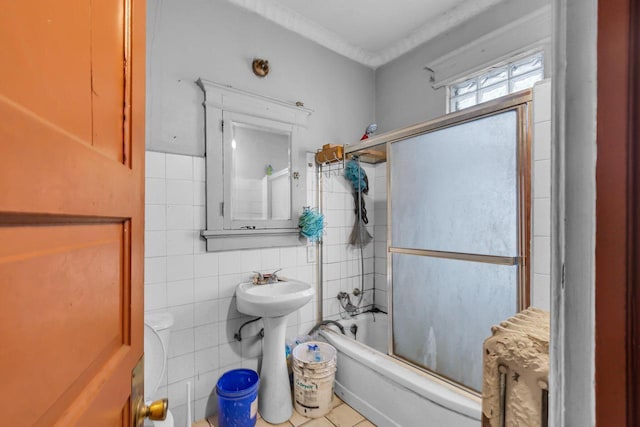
(196, 394, 375, 427)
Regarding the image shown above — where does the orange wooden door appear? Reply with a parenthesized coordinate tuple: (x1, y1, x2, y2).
(0, 1, 145, 426)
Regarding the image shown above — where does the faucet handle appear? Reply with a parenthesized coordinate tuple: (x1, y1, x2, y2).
(252, 271, 265, 284)
(268, 268, 282, 283)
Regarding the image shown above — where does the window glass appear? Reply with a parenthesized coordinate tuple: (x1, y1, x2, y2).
(451, 79, 477, 97)
(478, 82, 509, 103)
(450, 94, 477, 112)
(449, 53, 544, 112)
(510, 69, 544, 92)
(479, 67, 507, 88)
(510, 54, 543, 77)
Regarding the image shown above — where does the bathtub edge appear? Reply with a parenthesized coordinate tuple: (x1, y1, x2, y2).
(320, 328, 482, 421)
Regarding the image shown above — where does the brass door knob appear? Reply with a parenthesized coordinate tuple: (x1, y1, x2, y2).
(134, 398, 168, 426)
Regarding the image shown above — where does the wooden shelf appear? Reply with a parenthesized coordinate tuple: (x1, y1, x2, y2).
(348, 148, 386, 164)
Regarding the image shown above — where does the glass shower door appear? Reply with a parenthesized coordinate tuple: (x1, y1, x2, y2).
(389, 108, 528, 392)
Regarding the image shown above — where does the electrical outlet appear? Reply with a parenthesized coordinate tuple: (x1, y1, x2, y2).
(307, 245, 316, 263)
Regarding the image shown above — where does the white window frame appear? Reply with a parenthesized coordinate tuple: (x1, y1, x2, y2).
(447, 52, 544, 113)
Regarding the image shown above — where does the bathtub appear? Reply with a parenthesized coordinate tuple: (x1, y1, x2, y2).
(319, 312, 482, 427)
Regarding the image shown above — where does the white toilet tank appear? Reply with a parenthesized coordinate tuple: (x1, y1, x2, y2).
(144, 311, 174, 427)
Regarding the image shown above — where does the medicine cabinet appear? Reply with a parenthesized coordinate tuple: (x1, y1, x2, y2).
(196, 79, 312, 251)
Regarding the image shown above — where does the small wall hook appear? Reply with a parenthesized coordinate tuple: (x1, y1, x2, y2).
(252, 58, 270, 77)
(424, 66, 436, 83)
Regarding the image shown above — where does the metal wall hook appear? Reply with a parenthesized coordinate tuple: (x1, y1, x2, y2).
(252, 58, 270, 77)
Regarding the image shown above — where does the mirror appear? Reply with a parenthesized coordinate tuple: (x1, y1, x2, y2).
(227, 120, 292, 224)
(197, 78, 311, 252)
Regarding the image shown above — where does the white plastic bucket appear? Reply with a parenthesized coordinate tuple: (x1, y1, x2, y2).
(292, 341, 337, 418)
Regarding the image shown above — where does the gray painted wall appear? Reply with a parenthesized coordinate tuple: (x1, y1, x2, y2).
(551, 0, 597, 425)
(146, 0, 375, 156)
(375, 0, 552, 132)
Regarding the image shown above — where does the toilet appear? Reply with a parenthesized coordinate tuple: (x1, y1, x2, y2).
(144, 312, 175, 427)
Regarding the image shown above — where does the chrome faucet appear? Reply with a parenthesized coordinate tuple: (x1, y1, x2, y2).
(267, 268, 282, 283)
(252, 268, 283, 284)
(252, 271, 265, 283)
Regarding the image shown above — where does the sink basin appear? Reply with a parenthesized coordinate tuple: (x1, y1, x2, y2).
(236, 280, 314, 317)
(235, 279, 314, 424)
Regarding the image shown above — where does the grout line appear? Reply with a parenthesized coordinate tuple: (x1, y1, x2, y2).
(324, 416, 339, 427)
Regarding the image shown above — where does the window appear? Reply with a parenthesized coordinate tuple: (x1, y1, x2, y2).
(448, 53, 544, 112)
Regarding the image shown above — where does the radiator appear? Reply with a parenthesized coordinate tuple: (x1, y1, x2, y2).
(482, 308, 550, 427)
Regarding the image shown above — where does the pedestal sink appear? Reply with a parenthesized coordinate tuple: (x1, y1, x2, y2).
(236, 280, 314, 424)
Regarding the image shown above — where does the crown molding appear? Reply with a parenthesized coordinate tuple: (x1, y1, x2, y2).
(225, 0, 377, 66)
(426, 4, 553, 87)
(225, 0, 506, 69)
(373, 0, 507, 67)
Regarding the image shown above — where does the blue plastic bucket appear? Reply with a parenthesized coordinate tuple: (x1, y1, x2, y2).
(216, 369, 260, 427)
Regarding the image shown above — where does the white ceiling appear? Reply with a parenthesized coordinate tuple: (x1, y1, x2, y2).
(225, 0, 506, 68)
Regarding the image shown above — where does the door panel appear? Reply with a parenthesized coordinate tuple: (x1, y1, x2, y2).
(0, 223, 128, 426)
(0, 100, 136, 217)
(0, 1, 145, 426)
(0, 1, 93, 142)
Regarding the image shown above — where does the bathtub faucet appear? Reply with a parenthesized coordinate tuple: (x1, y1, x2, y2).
(308, 320, 346, 336)
(337, 291, 358, 314)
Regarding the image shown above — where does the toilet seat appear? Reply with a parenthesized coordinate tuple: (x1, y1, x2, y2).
(144, 322, 166, 400)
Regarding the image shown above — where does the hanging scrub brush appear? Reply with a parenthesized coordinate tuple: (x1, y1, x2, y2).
(344, 158, 372, 247)
(298, 207, 325, 242)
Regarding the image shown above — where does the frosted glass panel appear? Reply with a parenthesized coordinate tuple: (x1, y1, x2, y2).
(391, 111, 518, 256)
(392, 253, 518, 392)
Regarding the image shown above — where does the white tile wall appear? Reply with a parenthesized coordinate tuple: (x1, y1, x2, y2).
(166, 153, 193, 180)
(144, 151, 317, 424)
(373, 162, 388, 312)
(320, 162, 377, 320)
(531, 79, 552, 310)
